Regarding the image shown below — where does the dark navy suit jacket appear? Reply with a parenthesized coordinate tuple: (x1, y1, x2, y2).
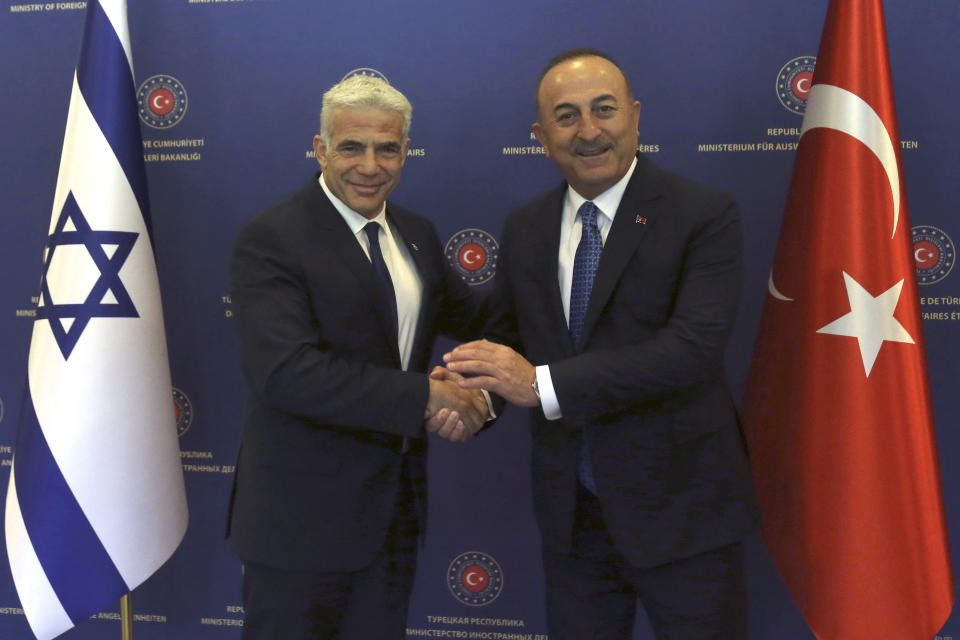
(227, 175, 489, 572)
(493, 154, 761, 568)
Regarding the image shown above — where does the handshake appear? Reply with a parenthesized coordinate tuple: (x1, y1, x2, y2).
(423, 339, 540, 443)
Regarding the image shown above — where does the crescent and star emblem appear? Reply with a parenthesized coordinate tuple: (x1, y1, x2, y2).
(768, 82, 902, 302)
(446, 551, 503, 605)
(136, 75, 187, 129)
(766, 83, 915, 378)
(464, 570, 485, 587)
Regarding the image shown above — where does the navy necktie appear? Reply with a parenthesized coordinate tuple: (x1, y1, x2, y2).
(363, 221, 399, 337)
(569, 201, 602, 494)
(569, 201, 602, 348)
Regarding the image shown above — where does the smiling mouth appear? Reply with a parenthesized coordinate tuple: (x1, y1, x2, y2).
(350, 183, 384, 193)
(575, 145, 612, 158)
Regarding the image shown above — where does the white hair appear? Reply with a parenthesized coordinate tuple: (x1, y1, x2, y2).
(319, 75, 412, 146)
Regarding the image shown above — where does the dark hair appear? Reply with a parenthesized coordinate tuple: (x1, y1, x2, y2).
(535, 48, 633, 118)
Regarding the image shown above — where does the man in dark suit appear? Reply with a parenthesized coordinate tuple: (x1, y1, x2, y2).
(443, 50, 761, 639)
(228, 74, 491, 639)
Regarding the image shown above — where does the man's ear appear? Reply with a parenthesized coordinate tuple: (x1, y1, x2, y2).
(313, 134, 327, 169)
(532, 123, 550, 158)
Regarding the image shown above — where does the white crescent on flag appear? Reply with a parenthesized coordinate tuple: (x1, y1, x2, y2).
(801, 83, 901, 238)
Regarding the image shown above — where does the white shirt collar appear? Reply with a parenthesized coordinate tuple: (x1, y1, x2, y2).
(319, 173, 388, 233)
(564, 156, 638, 224)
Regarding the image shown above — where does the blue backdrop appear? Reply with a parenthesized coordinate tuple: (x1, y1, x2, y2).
(1, 1, 958, 638)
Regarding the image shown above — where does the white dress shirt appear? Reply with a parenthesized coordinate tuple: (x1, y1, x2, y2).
(319, 174, 423, 371)
(535, 157, 638, 420)
(319, 175, 494, 423)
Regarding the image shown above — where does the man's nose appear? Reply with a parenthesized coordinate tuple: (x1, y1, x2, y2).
(576, 115, 602, 140)
(357, 149, 378, 174)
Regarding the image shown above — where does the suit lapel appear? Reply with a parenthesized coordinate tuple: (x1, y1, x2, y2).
(533, 188, 575, 358)
(386, 206, 436, 360)
(305, 178, 402, 366)
(580, 156, 664, 342)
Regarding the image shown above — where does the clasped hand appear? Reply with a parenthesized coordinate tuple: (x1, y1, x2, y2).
(424, 339, 539, 442)
(443, 339, 539, 407)
(423, 367, 488, 442)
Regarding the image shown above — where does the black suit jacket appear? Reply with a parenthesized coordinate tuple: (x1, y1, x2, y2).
(227, 175, 488, 572)
(494, 155, 761, 568)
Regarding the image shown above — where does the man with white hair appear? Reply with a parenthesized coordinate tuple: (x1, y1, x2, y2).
(228, 74, 492, 639)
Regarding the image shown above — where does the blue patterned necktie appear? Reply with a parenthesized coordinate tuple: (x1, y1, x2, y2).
(569, 201, 602, 494)
(363, 221, 399, 337)
(569, 201, 602, 346)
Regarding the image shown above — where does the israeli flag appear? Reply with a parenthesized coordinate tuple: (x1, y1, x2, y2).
(4, 1, 188, 638)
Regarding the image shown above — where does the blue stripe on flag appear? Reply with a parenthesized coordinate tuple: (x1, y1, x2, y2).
(14, 384, 128, 623)
(75, 0, 153, 236)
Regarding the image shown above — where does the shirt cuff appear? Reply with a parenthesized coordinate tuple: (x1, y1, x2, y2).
(536, 365, 562, 420)
(480, 389, 497, 421)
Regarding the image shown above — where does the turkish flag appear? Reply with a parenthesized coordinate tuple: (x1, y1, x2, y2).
(742, 1, 954, 638)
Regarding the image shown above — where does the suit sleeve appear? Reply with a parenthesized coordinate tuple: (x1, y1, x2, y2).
(548, 199, 742, 424)
(230, 218, 428, 438)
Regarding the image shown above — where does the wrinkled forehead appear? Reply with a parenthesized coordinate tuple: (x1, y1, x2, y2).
(328, 106, 406, 140)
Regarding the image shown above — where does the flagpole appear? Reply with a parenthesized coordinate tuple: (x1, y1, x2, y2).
(120, 594, 133, 640)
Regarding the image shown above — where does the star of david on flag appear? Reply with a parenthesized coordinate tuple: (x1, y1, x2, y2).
(4, 2, 188, 639)
(37, 192, 140, 360)
(742, 1, 953, 638)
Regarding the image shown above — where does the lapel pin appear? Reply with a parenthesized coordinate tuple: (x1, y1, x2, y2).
(635, 215, 647, 225)
(410, 242, 420, 251)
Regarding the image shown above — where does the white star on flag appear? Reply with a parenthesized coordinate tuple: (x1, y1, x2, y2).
(816, 271, 915, 377)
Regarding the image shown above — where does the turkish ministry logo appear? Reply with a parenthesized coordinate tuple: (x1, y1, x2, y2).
(36, 192, 139, 360)
(445, 228, 499, 285)
(173, 387, 194, 437)
(913, 225, 956, 285)
(137, 74, 188, 129)
(341, 67, 389, 83)
(776, 56, 816, 114)
(447, 551, 504, 606)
